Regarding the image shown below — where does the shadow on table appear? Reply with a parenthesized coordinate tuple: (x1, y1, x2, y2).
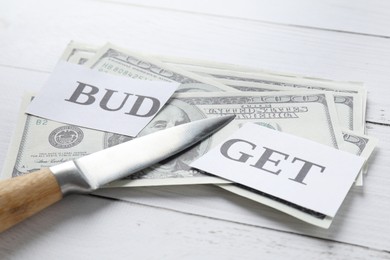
(93, 183, 359, 242)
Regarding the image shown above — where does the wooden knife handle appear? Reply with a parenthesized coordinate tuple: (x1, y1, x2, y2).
(0, 168, 63, 232)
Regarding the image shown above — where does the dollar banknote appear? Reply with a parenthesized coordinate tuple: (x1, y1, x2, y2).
(1, 90, 344, 189)
(62, 41, 289, 78)
(342, 129, 378, 185)
(59, 41, 365, 134)
(181, 67, 365, 130)
(157, 58, 367, 131)
(159, 55, 366, 95)
(217, 79, 364, 134)
(157, 56, 369, 182)
(60, 41, 99, 65)
(84, 43, 237, 93)
(60, 41, 366, 98)
(342, 130, 377, 161)
(65, 42, 364, 135)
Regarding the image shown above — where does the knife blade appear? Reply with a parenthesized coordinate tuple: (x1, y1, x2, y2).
(0, 115, 235, 232)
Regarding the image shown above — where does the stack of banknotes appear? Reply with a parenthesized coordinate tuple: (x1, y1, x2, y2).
(1, 41, 377, 228)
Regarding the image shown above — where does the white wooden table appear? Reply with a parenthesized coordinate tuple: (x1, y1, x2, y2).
(1, 0, 389, 259)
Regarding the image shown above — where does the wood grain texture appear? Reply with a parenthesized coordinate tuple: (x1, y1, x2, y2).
(0, 168, 62, 232)
(94, 123, 390, 251)
(109, 0, 390, 37)
(0, 0, 389, 124)
(0, 0, 389, 258)
(1, 195, 390, 260)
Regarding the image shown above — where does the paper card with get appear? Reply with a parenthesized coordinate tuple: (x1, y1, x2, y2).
(26, 61, 179, 137)
(191, 123, 365, 217)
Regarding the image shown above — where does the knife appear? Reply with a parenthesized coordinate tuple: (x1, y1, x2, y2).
(0, 115, 235, 232)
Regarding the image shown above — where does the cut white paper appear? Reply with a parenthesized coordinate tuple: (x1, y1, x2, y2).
(191, 123, 365, 217)
(26, 61, 179, 136)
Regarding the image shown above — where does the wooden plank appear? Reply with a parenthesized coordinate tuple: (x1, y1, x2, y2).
(0, 0, 389, 124)
(0, 64, 389, 252)
(107, 0, 390, 37)
(0, 194, 389, 259)
(0, 0, 389, 258)
(94, 123, 390, 251)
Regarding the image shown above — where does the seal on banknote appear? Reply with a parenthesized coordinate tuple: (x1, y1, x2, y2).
(48, 126, 84, 149)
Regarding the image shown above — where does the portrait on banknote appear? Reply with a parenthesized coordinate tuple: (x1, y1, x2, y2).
(104, 99, 211, 179)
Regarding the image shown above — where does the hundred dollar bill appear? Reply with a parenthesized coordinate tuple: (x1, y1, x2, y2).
(84, 43, 237, 93)
(60, 42, 366, 109)
(158, 55, 366, 95)
(60, 41, 99, 65)
(62, 43, 284, 77)
(218, 79, 364, 133)
(157, 61, 367, 131)
(189, 71, 369, 177)
(218, 78, 296, 92)
(165, 59, 372, 179)
(61, 42, 271, 74)
(70, 52, 94, 65)
(342, 129, 378, 185)
(60, 42, 365, 132)
(342, 130, 378, 163)
(1, 91, 343, 188)
(185, 66, 365, 108)
(334, 93, 363, 133)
